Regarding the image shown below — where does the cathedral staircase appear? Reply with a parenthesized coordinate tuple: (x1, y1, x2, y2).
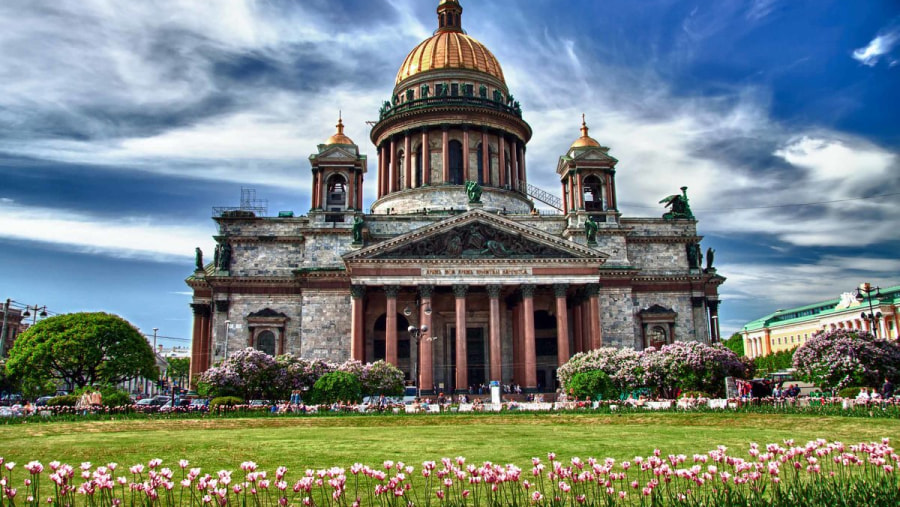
(517, 181, 563, 212)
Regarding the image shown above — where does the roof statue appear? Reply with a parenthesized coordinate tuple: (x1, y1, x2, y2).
(465, 180, 482, 204)
(660, 186, 695, 220)
(352, 216, 365, 244)
(584, 216, 599, 246)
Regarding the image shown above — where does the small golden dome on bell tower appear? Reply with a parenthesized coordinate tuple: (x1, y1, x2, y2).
(325, 113, 355, 145)
(570, 114, 603, 149)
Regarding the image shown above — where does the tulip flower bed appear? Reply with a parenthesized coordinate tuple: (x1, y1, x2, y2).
(2, 439, 898, 507)
(5, 398, 900, 425)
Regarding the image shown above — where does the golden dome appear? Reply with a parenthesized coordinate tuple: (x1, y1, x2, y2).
(571, 115, 603, 149)
(395, 1, 505, 85)
(325, 116, 354, 145)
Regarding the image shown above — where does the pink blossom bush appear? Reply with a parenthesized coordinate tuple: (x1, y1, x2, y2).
(2, 438, 897, 506)
(558, 342, 749, 398)
(793, 329, 900, 390)
(200, 351, 404, 402)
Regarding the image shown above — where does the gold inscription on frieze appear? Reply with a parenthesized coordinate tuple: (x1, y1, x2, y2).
(422, 268, 531, 276)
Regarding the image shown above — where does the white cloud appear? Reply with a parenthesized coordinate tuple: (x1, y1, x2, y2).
(719, 257, 898, 309)
(476, 15, 900, 249)
(852, 29, 900, 67)
(0, 200, 215, 263)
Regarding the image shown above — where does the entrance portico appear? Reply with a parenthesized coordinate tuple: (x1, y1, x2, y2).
(344, 209, 607, 394)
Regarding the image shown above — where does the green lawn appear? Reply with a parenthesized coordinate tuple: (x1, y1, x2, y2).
(3, 412, 899, 472)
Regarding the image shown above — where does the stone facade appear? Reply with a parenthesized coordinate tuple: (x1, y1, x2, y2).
(186, 0, 725, 391)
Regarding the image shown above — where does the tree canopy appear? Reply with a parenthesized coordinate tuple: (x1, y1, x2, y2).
(6, 312, 158, 390)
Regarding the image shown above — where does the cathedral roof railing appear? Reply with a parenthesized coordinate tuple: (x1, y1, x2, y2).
(378, 94, 522, 122)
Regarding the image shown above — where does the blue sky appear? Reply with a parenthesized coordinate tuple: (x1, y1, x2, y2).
(1, 0, 898, 348)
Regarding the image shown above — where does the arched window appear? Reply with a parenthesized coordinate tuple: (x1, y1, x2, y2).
(504, 148, 511, 188)
(326, 174, 347, 211)
(256, 331, 276, 356)
(449, 140, 464, 184)
(583, 175, 604, 211)
(476, 143, 484, 185)
(396, 150, 405, 189)
(648, 326, 667, 349)
(415, 144, 423, 187)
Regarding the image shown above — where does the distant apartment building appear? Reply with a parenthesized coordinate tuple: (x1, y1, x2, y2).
(741, 284, 899, 358)
(0, 301, 27, 357)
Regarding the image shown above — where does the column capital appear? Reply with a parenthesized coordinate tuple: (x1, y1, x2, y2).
(486, 284, 502, 299)
(384, 285, 400, 298)
(520, 284, 536, 298)
(553, 283, 569, 298)
(419, 284, 434, 299)
(584, 283, 600, 297)
(453, 284, 469, 299)
(214, 300, 230, 313)
(350, 285, 367, 299)
(190, 303, 211, 317)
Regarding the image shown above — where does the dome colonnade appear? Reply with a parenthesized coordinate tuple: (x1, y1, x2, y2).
(370, 0, 533, 214)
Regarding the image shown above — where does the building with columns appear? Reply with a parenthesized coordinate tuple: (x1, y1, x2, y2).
(186, 0, 724, 393)
(741, 284, 900, 359)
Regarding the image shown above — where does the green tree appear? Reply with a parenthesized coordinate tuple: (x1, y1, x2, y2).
(567, 370, 613, 401)
(723, 333, 745, 357)
(309, 371, 362, 405)
(6, 312, 158, 390)
(166, 357, 190, 391)
(753, 348, 796, 374)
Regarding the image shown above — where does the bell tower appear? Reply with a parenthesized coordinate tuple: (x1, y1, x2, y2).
(556, 116, 619, 219)
(309, 115, 367, 219)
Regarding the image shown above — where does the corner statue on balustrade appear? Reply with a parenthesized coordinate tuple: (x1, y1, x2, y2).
(584, 216, 599, 246)
(352, 216, 365, 244)
(465, 180, 482, 204)
(194, 247, 203, 271)
(705, 247, 716, 272)
(660, 186, 695, 220)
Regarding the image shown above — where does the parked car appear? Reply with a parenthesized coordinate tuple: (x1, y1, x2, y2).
(248, 400, 271, 407)
(0, 394, 23, 406)
(160, 398, 192, 411)
(189, 398, 209, 408)
(35, 396, 54, 407)
(135, 396, 169, 408)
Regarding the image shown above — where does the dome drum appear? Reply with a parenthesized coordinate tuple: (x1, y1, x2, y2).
(371, 185, 533, 215)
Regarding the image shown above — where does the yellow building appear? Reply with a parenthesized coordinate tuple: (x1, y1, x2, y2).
(741, 284, 900, 358)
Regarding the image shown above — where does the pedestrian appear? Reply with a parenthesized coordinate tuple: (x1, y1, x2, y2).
(882, 378, 894, 399)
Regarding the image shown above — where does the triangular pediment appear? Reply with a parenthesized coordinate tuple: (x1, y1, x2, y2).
(345, 210, 606, 262)
(311, 145, 358, 160)
(570, 148, 618, 163)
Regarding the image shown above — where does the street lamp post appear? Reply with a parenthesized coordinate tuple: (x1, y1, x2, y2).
(404, 300, 433, 397)
(223, 320, 231, 360)
(855, 283, 883, 338)
(21, 305, 48, 325)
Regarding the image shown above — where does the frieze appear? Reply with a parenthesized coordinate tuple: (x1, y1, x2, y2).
(377, 222, 576, 260)
(423, 267, 531, 277)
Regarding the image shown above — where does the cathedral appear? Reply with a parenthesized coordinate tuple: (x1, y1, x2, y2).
(187, 0, 724, 393)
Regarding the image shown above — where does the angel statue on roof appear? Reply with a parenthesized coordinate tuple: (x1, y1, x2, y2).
(660, 186, 695, 220)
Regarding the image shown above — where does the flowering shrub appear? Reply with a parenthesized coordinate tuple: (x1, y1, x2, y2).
(643, 342, 749, 398)
(200, 352, 405, 402)
(2, 438, 897, 506)
(557, 347, 643, 394)
(793, 329, 900, 390)
(360, 361, 405, 397)
(199, 348, 279, 400)
(558, 343, 749, 398)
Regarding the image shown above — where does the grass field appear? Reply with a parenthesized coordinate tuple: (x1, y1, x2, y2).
(3, 412, 899, 471)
